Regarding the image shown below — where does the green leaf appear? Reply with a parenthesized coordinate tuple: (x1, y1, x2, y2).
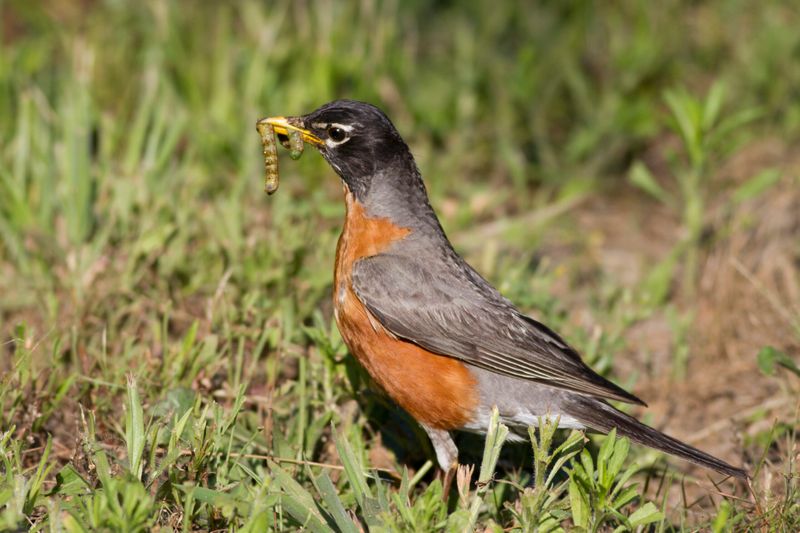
(732, 169, 781, 204)
(664, 88, 702, 165)
(478, 407, 509, 486)
(628, 501, 664, 527)
(640, 250, 679, 306)
(268, 463, 333, 532)
(125, 374, 146, 480)
(598, 428, 616, 486)
(332, 424, 372, 507)
(84, 409, 112, 489)
(611, 486, 639, 510)
(315, 473, 359, 533)
(175, 485, 250, 516)
(579, 449, 595, 482)
(445, 508, 473, 531)
(711, 500, 731, 533)
(397, 466, 410, 501)
(277, 492, 334, 533)
(240, 501, 278, 533)
(51, 464, 91, 497)
(757, 346, 800, 377)
(269, 462, 318, 512)
(14, 436, 55, 515)
(463, 407, 510, 530)
(710, 107, 763, 147)
(628, 161, 672, 204)
(607, 437, 629, 482)
(546, 430, 585, 487)
(568, 475, 589, 529)
(702, 81, 726, 131)
(610, 464, 640, 500)
(62, 513, 90, 533)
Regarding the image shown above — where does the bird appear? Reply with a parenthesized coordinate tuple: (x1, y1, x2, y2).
(261, 99, 747, 484)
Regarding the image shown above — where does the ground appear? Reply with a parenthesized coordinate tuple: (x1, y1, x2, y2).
(1, 1, 799, 531)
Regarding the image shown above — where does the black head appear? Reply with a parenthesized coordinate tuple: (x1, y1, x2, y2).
(298, 100, 414, 198)
(263, 101, 446, 236)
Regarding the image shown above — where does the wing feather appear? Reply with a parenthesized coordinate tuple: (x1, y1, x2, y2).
(351, 253, 645, 406)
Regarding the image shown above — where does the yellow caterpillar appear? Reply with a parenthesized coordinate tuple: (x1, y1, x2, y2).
(256, 121, 280, 195)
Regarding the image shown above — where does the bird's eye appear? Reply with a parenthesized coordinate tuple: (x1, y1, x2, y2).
(327, 126, 347, 142)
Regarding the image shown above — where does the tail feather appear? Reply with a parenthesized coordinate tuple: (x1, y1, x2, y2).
(569, 398, 747, 479)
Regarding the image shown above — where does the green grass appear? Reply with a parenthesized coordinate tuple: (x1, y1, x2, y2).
(1, 0, 799, 530)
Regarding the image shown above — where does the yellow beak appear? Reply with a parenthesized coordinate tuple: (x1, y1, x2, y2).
(257, 116, 323, 146)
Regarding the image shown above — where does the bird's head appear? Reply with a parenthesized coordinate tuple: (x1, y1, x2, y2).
(263, 100, 414, 199)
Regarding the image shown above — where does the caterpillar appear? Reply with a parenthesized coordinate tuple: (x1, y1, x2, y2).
(288, 129, 304, 160)
(256, 121, 280, 195)
(257, 120, 308, 195)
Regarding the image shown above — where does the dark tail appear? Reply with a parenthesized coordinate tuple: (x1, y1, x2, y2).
(569, 397, 748, 479)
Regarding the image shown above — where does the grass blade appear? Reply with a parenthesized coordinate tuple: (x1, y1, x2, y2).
(125, 374, 146, 480)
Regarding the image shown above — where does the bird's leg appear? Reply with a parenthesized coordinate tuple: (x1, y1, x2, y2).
(441, 463, 457, 501)
(422, 425, 459, 502)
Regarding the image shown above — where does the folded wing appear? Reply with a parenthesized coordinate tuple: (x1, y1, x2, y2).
(352, 253, 645, 406)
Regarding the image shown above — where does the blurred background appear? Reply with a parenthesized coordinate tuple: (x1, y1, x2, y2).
(1, 0, 798, 530)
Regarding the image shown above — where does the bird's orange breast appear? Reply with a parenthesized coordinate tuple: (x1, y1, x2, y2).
(333, 190, 477, 430)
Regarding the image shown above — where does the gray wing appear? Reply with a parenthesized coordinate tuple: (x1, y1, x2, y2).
(352, 253, 644, 405)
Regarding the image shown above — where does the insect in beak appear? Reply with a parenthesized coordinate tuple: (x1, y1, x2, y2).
(260, 117, 324, 147)
(255, 116, 323, 195)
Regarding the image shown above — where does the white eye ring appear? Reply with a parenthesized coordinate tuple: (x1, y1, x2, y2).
(323, 122, 354, 147)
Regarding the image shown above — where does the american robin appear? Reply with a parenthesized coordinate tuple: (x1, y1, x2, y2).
(261, 100, 747, 481)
